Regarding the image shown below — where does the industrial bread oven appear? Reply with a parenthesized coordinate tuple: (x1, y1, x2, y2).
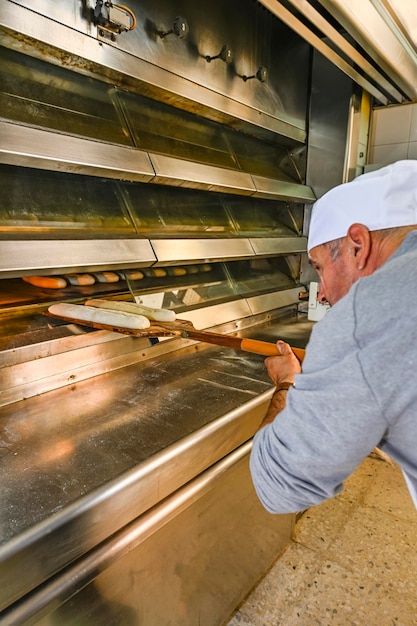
(0, 1, 355, 623)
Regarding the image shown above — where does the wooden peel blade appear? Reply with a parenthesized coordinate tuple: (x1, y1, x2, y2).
(44, 311, 182, 338)
(45, 308, 305, 361)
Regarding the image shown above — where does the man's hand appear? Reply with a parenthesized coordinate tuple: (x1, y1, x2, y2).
(258, 341, 302, 429)
(264, 340, 302, 386)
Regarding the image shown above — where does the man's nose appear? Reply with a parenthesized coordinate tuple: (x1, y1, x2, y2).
(317, 284, 328, 304)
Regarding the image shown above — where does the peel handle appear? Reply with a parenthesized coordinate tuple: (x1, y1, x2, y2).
(240, 338, 305, 362)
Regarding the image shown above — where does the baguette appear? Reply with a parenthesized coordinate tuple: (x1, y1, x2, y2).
(118, 270, 145, 281)
(84, 298, 176, 322)
(48, 302, 151, 329)
(166, 267, 187, 276)
(64, 274, 96, 286)
(23, 275, 67, 289)
(92, 272, 120, 283)
(143, 268, 167, 278)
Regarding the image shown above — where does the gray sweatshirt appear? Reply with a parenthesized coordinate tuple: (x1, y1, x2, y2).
(250, 230, 417, 513)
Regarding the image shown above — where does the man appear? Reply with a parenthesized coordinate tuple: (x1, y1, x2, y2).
(250, 159, 417, 514)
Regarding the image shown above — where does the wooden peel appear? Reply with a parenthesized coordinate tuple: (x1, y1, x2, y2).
(158, 318, 305, 361)
(45, 310, 305, 361)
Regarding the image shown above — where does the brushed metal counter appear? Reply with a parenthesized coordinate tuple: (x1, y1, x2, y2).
(0, 317, 312, 619)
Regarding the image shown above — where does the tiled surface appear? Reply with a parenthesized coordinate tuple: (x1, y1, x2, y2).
(410, 105, 417, 142)
(408, 142, 417, 159)
(225, 457, 417, 625)
(369, 143, 409, 165)
(368, 102, 417, 165)
(369, 104, 413, 146)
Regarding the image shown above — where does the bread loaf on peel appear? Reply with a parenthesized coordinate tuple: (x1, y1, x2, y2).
(84, 299, 176, 322)
(48, 303, 151, 329)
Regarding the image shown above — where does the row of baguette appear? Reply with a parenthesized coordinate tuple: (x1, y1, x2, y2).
(23, 264, 212, 290)
(48, 298, 176, 330)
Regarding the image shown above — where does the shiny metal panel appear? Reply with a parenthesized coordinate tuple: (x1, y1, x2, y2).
(286, 0, 404, 103)
(8, 0, 91, 34)
(0, 239, 156, 278)
(305, 53, 352, 199)
(0, 346, 279, 609)
(0, 122, 155, 181)
(251, 174, 316, 202)
(0, 163, 138, 237)
(3, 446, 294, 626)
(148, 153, 255, 195)
(301, 51, 352, 285)
(1, 333, 156, 407)
(0, 329, 123, 370)
(0, 292, 305, 607)
(249, 236, 307, 256)
(125, 183, 237, 235)
(0, 122, 314, 202)
(384, 0, 417, 51)
(257, 0, 390, 105)
(0, 1, 309, 142)
(0, 46, 133, 146)
(317, 0, 417, 100)
(6, 0, 417, 112)
(247, 288, 302, 315)
(185, 301, 253, 331)
(150, 238, 255, 264)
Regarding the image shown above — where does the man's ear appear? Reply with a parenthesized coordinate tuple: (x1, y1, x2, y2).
(346, 223, 372, 270)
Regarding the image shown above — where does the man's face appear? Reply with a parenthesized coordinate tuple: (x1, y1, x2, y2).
(308, 239, 360, 306)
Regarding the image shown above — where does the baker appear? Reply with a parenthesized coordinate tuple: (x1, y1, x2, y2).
(250, 159, 417, 513)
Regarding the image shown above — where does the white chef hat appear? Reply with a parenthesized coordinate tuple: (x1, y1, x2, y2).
(308, 160, 417, 252)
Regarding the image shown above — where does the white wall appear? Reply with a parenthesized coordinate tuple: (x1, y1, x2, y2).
(367, 102, 417, 168)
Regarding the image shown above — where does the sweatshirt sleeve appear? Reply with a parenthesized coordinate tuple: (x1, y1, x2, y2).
(249, 292, 390, 514)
